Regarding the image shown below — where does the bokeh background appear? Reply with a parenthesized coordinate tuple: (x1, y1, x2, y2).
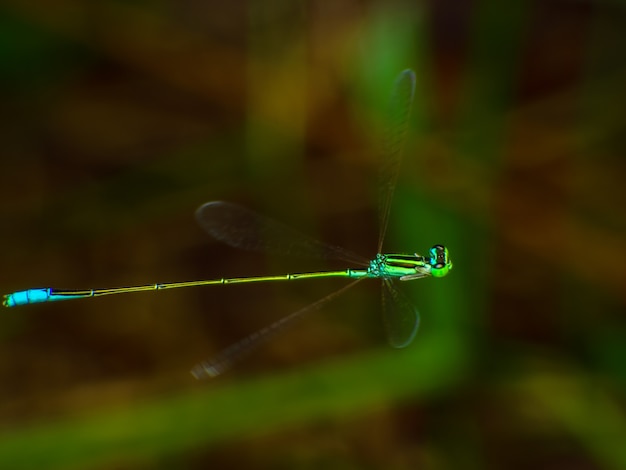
(0, 0, 624, 469)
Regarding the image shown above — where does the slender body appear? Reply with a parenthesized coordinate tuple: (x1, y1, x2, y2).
(3, 249, 451, 308)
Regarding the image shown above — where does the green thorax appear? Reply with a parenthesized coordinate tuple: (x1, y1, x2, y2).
(368, 245, 452, 280)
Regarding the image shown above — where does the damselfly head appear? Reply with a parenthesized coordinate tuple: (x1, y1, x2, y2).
(429, 245, 452, 278)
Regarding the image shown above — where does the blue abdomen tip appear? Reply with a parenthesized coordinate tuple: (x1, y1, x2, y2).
(3, 289, 51, 307)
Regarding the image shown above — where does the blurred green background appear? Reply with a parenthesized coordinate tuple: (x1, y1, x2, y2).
(0, 0, 624, 469)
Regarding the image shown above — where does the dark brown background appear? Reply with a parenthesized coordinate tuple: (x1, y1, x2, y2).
(0, 0, 624, 469)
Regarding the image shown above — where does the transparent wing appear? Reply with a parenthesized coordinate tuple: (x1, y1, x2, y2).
(378, 69, 416, 253)
(381, 278, 420, 348)
(196, 201, 367, 266)
(191, 279, 365, 379)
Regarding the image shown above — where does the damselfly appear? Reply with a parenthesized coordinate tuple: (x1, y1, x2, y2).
(3, 70, 452, 378)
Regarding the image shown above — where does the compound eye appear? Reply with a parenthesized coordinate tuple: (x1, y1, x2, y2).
(430, 245, 447, 263)
(431, 262, 451, 278)
(429, 245, 452, 278)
